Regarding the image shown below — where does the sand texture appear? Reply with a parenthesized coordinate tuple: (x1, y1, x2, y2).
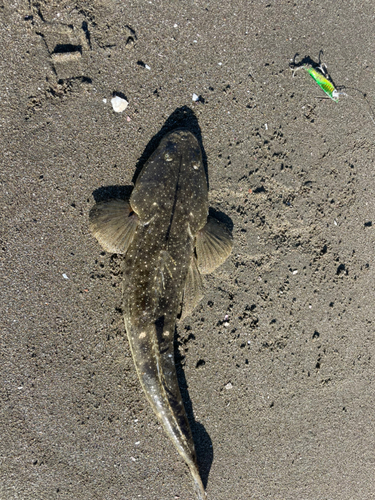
(1, 1, 375, 499)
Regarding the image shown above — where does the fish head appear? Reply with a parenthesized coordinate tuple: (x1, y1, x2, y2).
(159, 129, 202, 171)
(130, 129, 208, 230)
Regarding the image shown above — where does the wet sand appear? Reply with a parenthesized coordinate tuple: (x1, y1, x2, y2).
(1, 1, 375, 499)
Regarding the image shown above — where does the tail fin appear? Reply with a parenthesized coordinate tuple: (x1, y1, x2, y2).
(189, 462, 207, 500)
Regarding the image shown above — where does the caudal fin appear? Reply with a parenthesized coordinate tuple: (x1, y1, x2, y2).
(189, 462, 207, 500)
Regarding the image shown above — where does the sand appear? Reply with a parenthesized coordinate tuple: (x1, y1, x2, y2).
(1, 1, 375, 499)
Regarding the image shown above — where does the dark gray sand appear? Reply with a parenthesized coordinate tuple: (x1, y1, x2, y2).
(1, 1, 375, 499)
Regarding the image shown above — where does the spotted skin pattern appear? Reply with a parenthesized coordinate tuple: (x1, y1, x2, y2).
(89, 130, 233, 499)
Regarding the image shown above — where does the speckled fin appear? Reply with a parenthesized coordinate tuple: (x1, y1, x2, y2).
(195, 215, 233, 274)
(89, 199, 139, 254)
(181, 256, 204, 320)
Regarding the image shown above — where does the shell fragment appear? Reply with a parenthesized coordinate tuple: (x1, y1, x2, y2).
(111, 96, 129, 113)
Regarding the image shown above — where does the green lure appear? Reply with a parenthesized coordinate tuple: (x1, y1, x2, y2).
(305, 67, 340, 102)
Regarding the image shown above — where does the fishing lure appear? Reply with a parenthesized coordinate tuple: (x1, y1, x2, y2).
(291, 56, 375, 125)
(305, 66, 341, 102)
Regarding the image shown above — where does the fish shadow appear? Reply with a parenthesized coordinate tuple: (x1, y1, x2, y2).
(175, 338, 213, 488)
(290, 50, 339, 87)
(92, 183, 133, 202)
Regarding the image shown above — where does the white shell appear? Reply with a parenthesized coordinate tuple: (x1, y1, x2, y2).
(111, 96, 129, 113)
(192, 93, 199, 102)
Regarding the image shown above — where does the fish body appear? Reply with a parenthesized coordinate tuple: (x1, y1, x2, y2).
(89, 129, 232, 499)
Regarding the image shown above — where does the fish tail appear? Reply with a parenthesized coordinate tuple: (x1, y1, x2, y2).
(189, 462, 207, 499)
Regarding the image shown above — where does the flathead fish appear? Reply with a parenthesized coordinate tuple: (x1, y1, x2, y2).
(89, 129, 233, 499)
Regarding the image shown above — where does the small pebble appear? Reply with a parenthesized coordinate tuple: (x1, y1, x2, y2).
(292, 270, 298, 275)
(145, 64, 151, 70)
(192, 93, 199, 102)
(264, 123, 268, 130)
(103, 98, 107, 103)
(111, 96, 129, 113)
(225, 382, 233, 390)
(62, 273, 69, 279)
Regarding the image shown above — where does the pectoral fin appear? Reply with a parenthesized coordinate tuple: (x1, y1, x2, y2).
(181, 256, 204, 320)
(195, 215, 233, 274)
(89, 199, 139, 254)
